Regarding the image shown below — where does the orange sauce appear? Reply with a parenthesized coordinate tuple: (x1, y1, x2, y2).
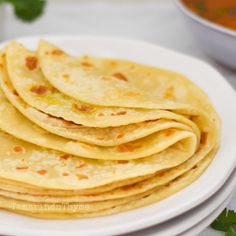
(182, 0, 236, 31)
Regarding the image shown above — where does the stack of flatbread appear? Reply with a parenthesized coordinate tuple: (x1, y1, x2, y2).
(0, 40, 220, 218)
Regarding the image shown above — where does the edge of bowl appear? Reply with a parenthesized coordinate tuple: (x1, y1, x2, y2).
(174, 0, 236, 38)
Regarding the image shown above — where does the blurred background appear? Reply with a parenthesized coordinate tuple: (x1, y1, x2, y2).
(0, 0, 235, 89)
(1, 0, 186, 48)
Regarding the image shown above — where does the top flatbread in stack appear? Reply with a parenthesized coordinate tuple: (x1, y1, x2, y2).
(0, 40, 220, 219)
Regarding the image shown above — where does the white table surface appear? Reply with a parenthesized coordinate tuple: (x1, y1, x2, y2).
(0, 0, 235, 235)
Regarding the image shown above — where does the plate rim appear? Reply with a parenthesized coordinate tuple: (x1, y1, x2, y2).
(132, 165, 236, 236)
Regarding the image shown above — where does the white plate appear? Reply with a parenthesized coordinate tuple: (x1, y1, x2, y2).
(129, 166, 236, 236)
(0, 36, 236, 236)
(182, 194, 233, 236)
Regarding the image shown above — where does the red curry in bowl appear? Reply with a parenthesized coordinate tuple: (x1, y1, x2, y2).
(182, 0, 236, 31)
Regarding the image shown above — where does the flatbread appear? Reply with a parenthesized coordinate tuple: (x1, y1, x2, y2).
(0, 40, 220, 219)
(6, 42, 193, 127)
(0, 153, 214, 218)
(0, 147, 218, 203)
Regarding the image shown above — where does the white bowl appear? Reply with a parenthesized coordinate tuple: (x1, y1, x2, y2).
(175, 0, 236, 70)
(0, 35, 236, 236)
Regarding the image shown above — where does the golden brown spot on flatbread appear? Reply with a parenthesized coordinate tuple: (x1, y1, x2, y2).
(112, 72, 128, 82)
(117, 134, 125, 139)
(1, 53, 6, 60)
(37, 169, 47, 175)
(117, 160, 129, 164)
(192, 165, 198, 170)
(60, 154, 70, 160)
(98, 113, 104, 117)
(164, 129, 176, 137)
(25, 56, 38, 70)
(13, 90, 19, 96)
(73, 104, 93, 112)
(30, 85, 50, 95)
(121, 184, 135, 191)
(0, 63, 3, 68)
(190, 115, 200, 121)
(117, 111, 127, 115)
(13, 146, 24, 153)
(124, 91, 140, 97)
(158, 172, 166, 177)
(200, 132, 208, 145)
(63, 73, 70, 79)
(76, 162, 87, 168)
(77, 173, 88, 180)
(117, 143, 142, 152)
(81, 62, 93, 67)
(59, 118, 81, 129)
(164, 86, 175, 100)
(16, 166, 28, 170)
(51, 49, 64, 55)
(111, 111, 127, 116)
(62, 172, 69, 176)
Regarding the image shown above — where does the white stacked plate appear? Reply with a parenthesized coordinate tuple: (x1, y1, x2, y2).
(0, 36, 236, 236)
(129, 168, 236, 236)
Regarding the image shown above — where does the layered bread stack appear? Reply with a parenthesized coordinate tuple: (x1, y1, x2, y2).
(0, 41, 220, 218)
